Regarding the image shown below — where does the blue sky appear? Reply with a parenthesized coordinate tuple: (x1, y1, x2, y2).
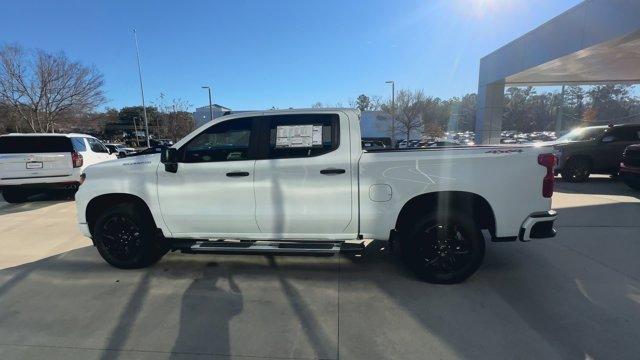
(1, 0, 582, 111)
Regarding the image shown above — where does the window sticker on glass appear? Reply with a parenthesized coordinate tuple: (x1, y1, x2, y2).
(275, 125, 323, 148)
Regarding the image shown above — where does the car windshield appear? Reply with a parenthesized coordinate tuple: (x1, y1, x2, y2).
(557, 127, 607, 142)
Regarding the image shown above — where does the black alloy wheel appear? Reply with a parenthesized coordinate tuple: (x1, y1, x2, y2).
(562, 157, 591, 182)
(403, 212, 485, 284)
(100, 215, 144, 262)
(93, 203, 167, 269)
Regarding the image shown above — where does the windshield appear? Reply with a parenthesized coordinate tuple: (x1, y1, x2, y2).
(557, 127, 607, 142)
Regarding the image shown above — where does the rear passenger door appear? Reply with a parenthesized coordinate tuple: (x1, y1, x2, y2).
(253, 112, 355, 240)
(597, 127, 640, 171)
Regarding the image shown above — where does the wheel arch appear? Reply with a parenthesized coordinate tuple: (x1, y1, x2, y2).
(86, 193, 155, 236)
(394, 191, 496, 238)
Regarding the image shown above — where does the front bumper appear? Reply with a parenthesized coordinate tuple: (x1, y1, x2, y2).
(78, 222, 92, 238)
(519, 210, 557, 241)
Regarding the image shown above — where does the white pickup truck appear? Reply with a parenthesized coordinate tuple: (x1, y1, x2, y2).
(75, 109, 557, 283)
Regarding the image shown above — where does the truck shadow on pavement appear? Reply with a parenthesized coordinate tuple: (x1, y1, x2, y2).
(1, 225, 639, 359)
(0, 191, 73, 216)
(167, 262, 243, 360)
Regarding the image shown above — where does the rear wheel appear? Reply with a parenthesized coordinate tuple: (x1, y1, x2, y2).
(561, 157, 591, 182)
(401, 211, 485, 284)
(2, 188, 30, 203)
(93, 203, 168, 269)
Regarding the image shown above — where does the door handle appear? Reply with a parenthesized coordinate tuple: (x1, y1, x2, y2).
(320, 168, 346, 175)
(226, 171, 250, 177)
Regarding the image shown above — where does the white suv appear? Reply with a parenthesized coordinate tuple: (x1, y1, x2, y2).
(0, 133, 116, 203)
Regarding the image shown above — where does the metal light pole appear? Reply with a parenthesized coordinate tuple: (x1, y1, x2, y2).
(385, 80, 396, 147)
(555, 85, 566, 135)
(133, 29, 151, 148)
(202, 86, 213, 122)
(132, 116, 140, 147)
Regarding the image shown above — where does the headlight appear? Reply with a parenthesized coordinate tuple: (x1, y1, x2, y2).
(79, 173, 86, 185)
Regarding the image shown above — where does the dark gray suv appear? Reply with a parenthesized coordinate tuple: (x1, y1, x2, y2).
(554, 124, 640, 182)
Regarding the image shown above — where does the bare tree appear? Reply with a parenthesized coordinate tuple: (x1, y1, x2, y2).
(355, 94, 371, 111)
(0, 101, 22, 133)
(381, 89, 424, 142)
(162, 98, 194, 142)
(0, 44, 106, 133)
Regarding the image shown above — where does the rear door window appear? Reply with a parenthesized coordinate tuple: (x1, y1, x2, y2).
(86, 138, 109, 153)
(265, 114, 339, 159)
(71, 137, 87, 152)
(0, 136, 73, 154)
(607, 128, 640, 142)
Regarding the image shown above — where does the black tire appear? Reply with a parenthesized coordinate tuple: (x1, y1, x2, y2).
(561, 157, 591, 183)
(93, 202, 168, 269)
(2, 188, 30, 203)
(64, 188, 78, 200)
(401, 211, 485, 284)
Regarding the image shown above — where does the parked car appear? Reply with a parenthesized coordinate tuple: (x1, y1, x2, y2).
(427, 140, 461, 147)
(362, 140, 386, 150)
(75, 109, 557, 284)
(554, 124, 640, 182)
(129, 145, 167, 156)
(104, 143, 136, 158)
(150, 138, 174, 147)
(0, 133, 117, 203)
(620, 144, 640, 190)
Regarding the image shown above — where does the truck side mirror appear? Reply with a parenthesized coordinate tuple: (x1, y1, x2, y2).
(161, 147, 178, 173)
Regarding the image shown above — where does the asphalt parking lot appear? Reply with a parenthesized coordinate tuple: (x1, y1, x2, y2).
(0, 178, 639, 360)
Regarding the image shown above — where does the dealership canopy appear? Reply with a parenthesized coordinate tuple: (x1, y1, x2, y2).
(475, 0, 640, 144)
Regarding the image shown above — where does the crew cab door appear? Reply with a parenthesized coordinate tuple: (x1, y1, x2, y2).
(253, 112, 355, 240)
(157, 117, 260, 238)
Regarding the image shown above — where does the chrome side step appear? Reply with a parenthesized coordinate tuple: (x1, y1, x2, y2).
(173, 240, 365, 256)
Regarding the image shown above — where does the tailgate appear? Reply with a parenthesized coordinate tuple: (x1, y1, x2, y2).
(0, 152, 73, 180)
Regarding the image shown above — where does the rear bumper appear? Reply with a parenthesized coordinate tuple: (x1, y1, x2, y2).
(0, 181, 80, 191)
(0, 172, 80, 187)
(519, 210, 557, 241)
(620, 163, 640, 175)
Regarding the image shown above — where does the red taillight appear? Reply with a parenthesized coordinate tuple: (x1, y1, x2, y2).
(72, 151, 83, 168)
(538, 153, 556, 198)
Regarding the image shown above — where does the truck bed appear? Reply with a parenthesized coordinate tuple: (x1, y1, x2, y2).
(357, 144, 554, 240)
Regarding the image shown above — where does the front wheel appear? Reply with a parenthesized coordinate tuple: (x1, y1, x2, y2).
(93, 203, 168, 269)
(401, 212, 485, 284)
